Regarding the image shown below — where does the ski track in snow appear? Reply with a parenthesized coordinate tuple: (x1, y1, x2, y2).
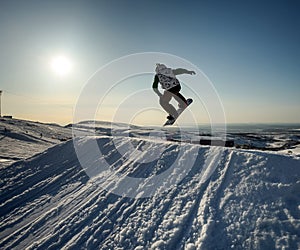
(0, 119, 299, 249)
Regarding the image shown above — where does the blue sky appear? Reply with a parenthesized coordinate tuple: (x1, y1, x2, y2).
(0, 0, 299, 125)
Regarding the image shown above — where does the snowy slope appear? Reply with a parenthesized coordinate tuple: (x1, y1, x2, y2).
(0, 118, 72, 167)
(1, 127, 299, 249)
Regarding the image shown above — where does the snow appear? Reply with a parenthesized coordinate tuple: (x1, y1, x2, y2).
(0, 118, 299, 249)
(0, 118, 72, 168)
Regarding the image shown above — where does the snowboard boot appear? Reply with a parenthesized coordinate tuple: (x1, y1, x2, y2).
(178, 98, 193, 109)
(167, 114, 175, 120)
(186, 98, 193, 105)
(166, 114, 176, 123)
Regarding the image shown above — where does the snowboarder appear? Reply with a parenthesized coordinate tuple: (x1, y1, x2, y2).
(152, 63, 195, 125)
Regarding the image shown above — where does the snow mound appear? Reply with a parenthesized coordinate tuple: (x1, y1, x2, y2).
(0, 118, 72, 167)
(0, 135, 299, 249)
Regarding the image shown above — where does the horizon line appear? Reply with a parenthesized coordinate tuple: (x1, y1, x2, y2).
(1, 116, 300, 128)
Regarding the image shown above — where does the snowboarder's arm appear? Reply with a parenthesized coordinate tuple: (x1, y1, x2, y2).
(152, 75, 159, 88)
(152, 75, 162, 97)
(172, 68, 195, 75)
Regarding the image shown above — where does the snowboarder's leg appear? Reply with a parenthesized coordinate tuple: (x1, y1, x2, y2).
(173, 92, 188, 109)
(169, 85, 188, 109)
(159, 90, 178, 118)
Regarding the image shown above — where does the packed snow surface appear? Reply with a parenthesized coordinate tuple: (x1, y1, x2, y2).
(0, 118, 299, 249)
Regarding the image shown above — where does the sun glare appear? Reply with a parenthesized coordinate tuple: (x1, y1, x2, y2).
(50, 55, 72, 76)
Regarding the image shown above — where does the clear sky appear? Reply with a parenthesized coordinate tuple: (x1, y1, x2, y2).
(0, 0, 299, 125)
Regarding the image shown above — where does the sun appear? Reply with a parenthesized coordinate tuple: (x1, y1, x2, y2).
(50, 55, 72, 76)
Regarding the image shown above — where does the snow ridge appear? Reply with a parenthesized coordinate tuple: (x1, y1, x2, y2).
(0, 127, 299, 249)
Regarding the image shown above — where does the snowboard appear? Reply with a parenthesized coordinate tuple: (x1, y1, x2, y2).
(163, 98, 193, 126)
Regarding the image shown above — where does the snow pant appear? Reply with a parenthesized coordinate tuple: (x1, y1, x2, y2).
(159, 85, 187, 118)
